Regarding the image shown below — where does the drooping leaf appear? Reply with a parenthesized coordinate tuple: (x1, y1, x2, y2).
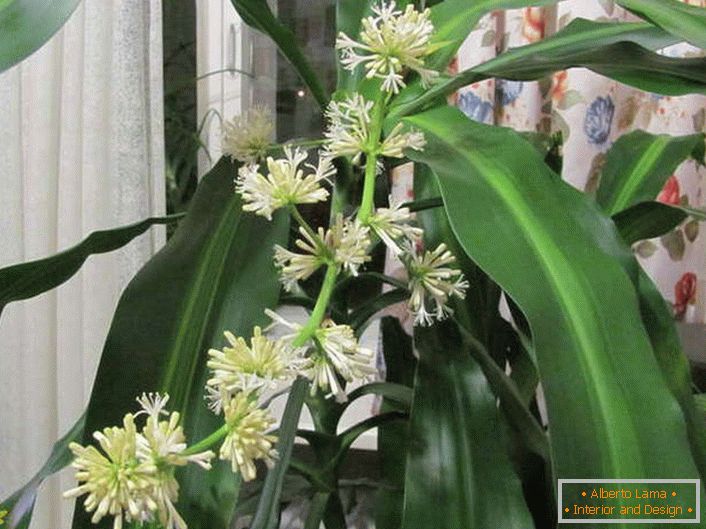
(597, 130, 705, 215)
(0, 414, 84, 529)
(617, 0, 706, 50)
(229, 0, 327, 108)
(612, 201, 688, 245)
(391, 19, 686, 120)
(249, 378, 309, 529)
(403, 321, 535, 529)
(375, 317, 416, 529)
(72, 158, 289, 529)
(0, 214, 183, 317)
(0, 0, 80, 72)
(404, 106, 704, 491)
(427, 0, 562, 71)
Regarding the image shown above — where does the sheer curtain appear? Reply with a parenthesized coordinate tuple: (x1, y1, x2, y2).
(0, 1, 165, 527)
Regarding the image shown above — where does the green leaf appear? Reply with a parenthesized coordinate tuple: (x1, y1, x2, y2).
(613, 201, 688, 245)
(455, 323, 549, 459)
(0, 414, 84, 529)
(250, 377, 309, 529)
(73, 158, 289, 529)
(404, 106, 704, 489)
(597, 130, 705, 215)
(403, 321, 535, 529)
(617, 0, 706, 50)
(229, 0, 327, 108)
(0, 214, 183, 317)
(391, 19, 685, 120)
(0, 0, 80, 72)
(375, 317, 416, 529)
(427, 0, 562, 71)
(346, 381, 413, 410)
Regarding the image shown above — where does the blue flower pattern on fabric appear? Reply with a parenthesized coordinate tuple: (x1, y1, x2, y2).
(583, 95, 615, 145)
(459, 91, 493, 124)
(497, 80, 524, 106)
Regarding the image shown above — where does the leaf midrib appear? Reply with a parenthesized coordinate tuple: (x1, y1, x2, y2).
(413, 117, 640, 478)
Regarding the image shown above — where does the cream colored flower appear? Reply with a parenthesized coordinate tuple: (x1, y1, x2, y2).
(368, 203, 422, 254)
(326, 215, 372, 276)
(136, 393, 214, 470)
(136, 394, 213, 529)
(220, 392, 278, 481)
(324, 94, 426, 163)
(304, 320, 376, 402)
(405, 243, 469, 326)
(222, 106, 274, 163)
(274, 215, 371, 291)
(236, 147, 332, 220)
(324, 94, 373, 163)
(336, 1, 438, 93)
(207, 328, 299, 400)
(64, 415, 153, 529)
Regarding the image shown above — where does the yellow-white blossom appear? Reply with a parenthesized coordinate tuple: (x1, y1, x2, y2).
(304, 320, 376, 402)
(368, 203, 422, 254)
(324, 94, 426, 163)
(324, 94, 373, 164)
(135, 394, 213, 529)
(236, 147, 333, 220)
(222, 106, 274, 163)
(336, 1, 438, 93)
(220, 392, 278, 481)
(405, 243, 469, 326)
(64, 415, 153, 529)
(326, 214, 372, 276)
(207, 328, 300, 403)
(274, 215, 371, 291)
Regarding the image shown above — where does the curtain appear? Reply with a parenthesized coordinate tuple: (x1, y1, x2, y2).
(392, 0, 706, 325)
(0, 1, 165, 527)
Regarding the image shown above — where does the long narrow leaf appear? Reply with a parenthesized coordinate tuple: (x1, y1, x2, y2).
(72, 158, 288, 529)
(391, 19, 684, 120)
(617, 0, 706, 50)
(0, 0, 80, 72)
(403, 322, 535, 529)
(230, 0, 327, 108)
(0, 214, 182, 317)
(597, 130, 704, 215)
(427, 0, 561, 71)
(405, 106, 704, 492)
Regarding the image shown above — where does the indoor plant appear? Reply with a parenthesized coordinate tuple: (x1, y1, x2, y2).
(2, 1, 706, 528)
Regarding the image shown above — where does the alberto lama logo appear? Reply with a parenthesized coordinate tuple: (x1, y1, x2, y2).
(558, 479, 700, 523)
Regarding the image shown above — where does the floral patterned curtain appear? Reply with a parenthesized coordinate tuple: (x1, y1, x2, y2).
(392, 0, 706, 324)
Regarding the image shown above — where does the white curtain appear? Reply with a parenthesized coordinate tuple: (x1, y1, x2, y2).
(0, 1, 165, 527)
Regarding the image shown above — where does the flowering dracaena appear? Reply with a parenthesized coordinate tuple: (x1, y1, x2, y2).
(67, 2, 472, 527)
(336, 1, 439, 93)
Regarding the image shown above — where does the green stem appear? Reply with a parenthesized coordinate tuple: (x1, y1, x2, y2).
(293, 264, 339, 347)
(183, 423, 229, 455)
(357, 94, 388, 224)
(289, 205, 319, 244)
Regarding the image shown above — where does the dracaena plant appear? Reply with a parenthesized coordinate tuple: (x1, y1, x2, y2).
(2, 1, 706, 529)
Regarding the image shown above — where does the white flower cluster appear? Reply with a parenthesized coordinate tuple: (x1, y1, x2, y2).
(222, 106, 274, 163)
(324, 94, 426, 164)
(265, 310, 376, 402)
(274, 214, 371, 292)
(336, 1, 438, 93)
(236, 147, 334, 220)
(64, 394, 213, 529)
(67, 3, 466, 527)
